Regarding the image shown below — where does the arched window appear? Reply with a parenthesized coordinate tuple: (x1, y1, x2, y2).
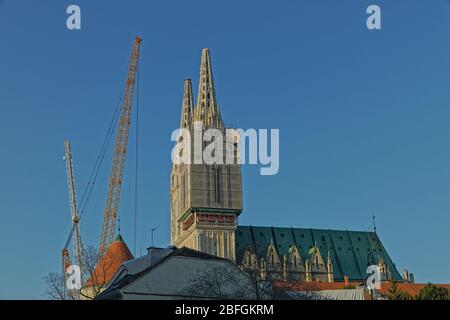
(213, 167, 221, 204)
(180, 174, 186, 209)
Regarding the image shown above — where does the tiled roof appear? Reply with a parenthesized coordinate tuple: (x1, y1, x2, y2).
(275, 281, 363, 291)
(236, 225, 402, 281)
(96, 246, 233, 300)
(173, 246, 230, 261)
(85, 234, 134, 287)
(378, 282, 450, 297)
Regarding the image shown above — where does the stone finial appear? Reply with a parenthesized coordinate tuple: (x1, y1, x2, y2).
(327, 251, 334, 283)
(260, 258, 267, 280)
(402, 269, 409, 282)
(305, 259, 312, 282)
(409, 273, 415, 284)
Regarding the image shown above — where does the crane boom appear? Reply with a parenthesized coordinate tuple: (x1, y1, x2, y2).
(64, 140, 83, 268)
(99, 36, 142, 254)
(63, 139, 83, 299)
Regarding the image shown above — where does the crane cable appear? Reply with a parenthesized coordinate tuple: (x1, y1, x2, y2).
(63, 88, 125, 250)
(79, 90, 124, 222)
(133, 65, 140, 256)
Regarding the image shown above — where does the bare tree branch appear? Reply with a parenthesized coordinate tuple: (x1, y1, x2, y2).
(44, 245, 117, 300)
(181, 262, 293, 300)
(43, 272, 66, 300)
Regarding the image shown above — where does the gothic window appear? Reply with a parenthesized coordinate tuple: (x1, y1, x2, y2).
(200, 233, 206, 252)
(180, 174, 185, 209)
(224, 233, 228, 258)
(213, 167, 221, 204)
(267, 245, 278, 270)
(171, 175, 174, 188)
(211, 233, 218, 256)
(184, 174, 188, 208)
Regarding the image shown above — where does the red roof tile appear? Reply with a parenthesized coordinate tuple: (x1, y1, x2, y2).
(85, 235, 133, 287)
(275, 281, 362, 291)
(378, 282, 450, 297)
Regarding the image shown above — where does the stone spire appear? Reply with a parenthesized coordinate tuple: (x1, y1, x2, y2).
(180, 79, 194, 129)
(194, 48, 224, 128)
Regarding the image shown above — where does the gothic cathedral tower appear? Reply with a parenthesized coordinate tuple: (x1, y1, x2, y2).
(170, 49, 243, 261)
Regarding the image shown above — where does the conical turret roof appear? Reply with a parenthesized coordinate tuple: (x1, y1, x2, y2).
(85, 234, 134, 287)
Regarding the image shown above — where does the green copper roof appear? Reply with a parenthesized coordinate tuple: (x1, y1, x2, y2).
(236, 226, 402, 282)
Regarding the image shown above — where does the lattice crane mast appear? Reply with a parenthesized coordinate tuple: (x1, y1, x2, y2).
(99, 36, 142, 255)
(62, 139, 83, 298)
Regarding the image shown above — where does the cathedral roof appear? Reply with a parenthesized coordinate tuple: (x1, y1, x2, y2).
(236, 225, 402, 282)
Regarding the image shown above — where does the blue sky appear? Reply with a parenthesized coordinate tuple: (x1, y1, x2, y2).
(1, 0, 450, 299)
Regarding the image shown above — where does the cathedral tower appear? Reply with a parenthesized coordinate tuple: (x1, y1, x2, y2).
(170, 49, 243, 261)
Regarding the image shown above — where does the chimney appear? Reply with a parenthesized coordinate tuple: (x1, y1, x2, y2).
(147, 246, 164, 256)
(146, 246, 176, 267)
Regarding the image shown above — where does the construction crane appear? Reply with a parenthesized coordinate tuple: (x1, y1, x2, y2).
(62, 139, 83, 298)
(99, 36, 142, 255)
